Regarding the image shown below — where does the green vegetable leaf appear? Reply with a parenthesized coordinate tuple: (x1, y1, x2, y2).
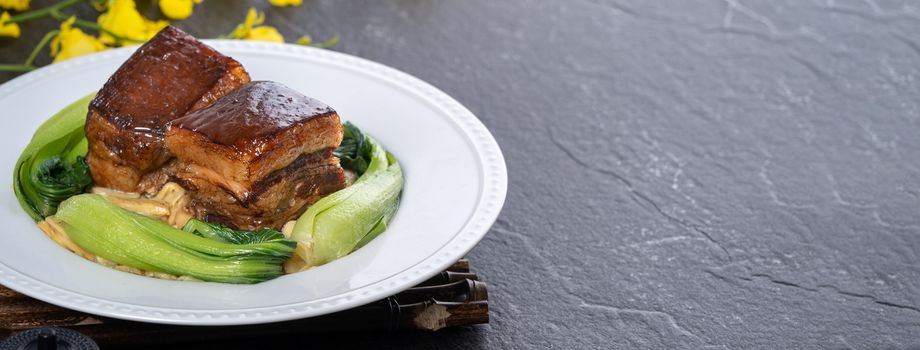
(29, 155, 93, 218)
(14, 93, 95, 220)
(183, 218, 294, 247)
(55, 194, 295, 284)
(334, 121, 373, 175)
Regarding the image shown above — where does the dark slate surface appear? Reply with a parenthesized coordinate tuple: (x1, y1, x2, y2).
(3, 0, 920, 349)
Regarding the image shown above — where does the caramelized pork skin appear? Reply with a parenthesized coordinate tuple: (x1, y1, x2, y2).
(85, 26, 250, 192)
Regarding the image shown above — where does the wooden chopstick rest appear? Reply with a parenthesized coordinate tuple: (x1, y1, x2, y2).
(395, 279, 488, 304)
(417, 271, 479, 287)
(447, 259, 470, 273)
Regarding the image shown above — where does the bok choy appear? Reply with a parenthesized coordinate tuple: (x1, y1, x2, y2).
(14, 94, 95, 220)
(54, 194, 295, 284)
(291, 122, 403, 267)
(183, 218, 291, 246)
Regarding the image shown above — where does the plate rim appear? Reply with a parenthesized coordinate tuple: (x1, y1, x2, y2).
(0, 40, 507, 325)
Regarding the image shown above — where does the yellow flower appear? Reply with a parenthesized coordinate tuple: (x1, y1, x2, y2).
(226, 8, 284, 43)
(51, 17, 107, 63)
(0, 12, 19, 38)
(0, 0, 28, 11)
(97, 0, 169, 45)
(269, 0, 301, 7)
(159, 0, 201, 20)
(247, 26, 283, 42)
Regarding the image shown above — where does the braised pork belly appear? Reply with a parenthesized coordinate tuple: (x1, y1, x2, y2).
(84, 27, 348, 230)
(165, 81, 346, 229)
(85, 26, 250, 192)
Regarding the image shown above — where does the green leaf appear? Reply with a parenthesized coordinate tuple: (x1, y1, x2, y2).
(55, 194, 295, 284)
(14, 93, 95, 220)
(334, 121, 373, 175)
(182, 218, 294, 247)
(29, 155, 93, 217)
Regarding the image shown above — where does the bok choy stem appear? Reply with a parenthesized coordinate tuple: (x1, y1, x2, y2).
(291, 123, 404, 267)
(53, 194, 295, 284)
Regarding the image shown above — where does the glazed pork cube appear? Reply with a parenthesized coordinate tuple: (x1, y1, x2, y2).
(164, 81, 347, 229)
(85, 26, 250, 192)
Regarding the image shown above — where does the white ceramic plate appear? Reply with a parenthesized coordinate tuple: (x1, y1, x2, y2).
(0, 41, 506, 325)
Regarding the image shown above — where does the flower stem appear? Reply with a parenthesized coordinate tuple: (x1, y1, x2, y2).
(25, 30, 60, 66)
(310, 36, 340, 49)
(0, 64, 35, 72)
(5, 0, 86, 25)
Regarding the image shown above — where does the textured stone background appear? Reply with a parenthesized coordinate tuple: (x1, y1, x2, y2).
(3, 0, 920, 349)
